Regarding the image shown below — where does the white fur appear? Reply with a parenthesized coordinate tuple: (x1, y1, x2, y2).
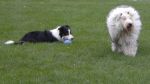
(106, 5, 142, 56)
(5, 40, 15, 45)
(50, 26, 63, 41)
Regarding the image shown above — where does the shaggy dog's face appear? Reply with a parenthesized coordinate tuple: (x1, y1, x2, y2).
(58, 25, 74, 40)
(119, 12, 133, 32)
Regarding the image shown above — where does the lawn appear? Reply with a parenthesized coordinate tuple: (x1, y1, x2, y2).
(0, 0, 150, 84)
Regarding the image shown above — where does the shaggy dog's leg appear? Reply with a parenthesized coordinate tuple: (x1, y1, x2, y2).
(111, 42, 117, 52)
(122, 39, 137, 56)
(112, 42, 122, 53)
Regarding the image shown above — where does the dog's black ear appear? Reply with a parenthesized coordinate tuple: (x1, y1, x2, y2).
(64, 25, 70, 28)
(58, 26, 63, 31)
(58, 25, 70, 31)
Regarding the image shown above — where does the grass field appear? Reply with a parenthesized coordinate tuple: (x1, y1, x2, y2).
(0, 0, 150, 84)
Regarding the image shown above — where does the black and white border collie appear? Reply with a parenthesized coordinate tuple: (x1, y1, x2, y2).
(5, 25, 74, 45)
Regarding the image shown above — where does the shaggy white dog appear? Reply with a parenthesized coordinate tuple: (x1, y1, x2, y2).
(106, 5, 142, 56)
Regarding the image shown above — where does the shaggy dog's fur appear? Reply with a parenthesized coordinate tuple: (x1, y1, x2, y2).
(106, 5, 142, 56)
(5, 25, 74, 45)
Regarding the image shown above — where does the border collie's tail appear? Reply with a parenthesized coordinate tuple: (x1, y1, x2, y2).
(4, 40, 24, 45)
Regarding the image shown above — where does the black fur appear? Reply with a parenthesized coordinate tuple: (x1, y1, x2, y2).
(59, 25, 71, 38)
(20, 30, 58, 43)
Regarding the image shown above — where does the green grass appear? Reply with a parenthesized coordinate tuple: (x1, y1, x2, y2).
(0, 0, 150, 84)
